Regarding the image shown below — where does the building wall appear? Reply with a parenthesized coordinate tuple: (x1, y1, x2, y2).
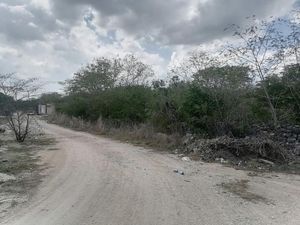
(46, 104, 55, 115)
(38, 104, 47, 115)
(38, 104, 56, 115)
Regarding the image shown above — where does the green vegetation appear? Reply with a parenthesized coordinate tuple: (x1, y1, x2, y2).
(51, 62, 300, 138)
(0, 93, 13, 115)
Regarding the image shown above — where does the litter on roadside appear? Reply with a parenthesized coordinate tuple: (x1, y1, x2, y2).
(173, 169, 184, 175)
(182, 156, 191, 162)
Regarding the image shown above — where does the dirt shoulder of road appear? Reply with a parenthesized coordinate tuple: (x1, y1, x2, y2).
(0, 130, 56, 219)
(45, 115, 300, 175)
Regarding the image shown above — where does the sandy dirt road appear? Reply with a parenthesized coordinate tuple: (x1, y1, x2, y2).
(1, 122, 300, 225)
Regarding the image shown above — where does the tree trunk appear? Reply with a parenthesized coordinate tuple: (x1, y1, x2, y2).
(256, 64, 278, 128)
(262, 84, 278, 127)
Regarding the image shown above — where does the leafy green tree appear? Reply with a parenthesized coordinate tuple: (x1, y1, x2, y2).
(181, 85, 219, 136)
(65, 55, 154, 95)
(57, 94, 90, 119)
(65, 58, 122, 94)
(192, 65, 253, 135)
(192, 66, 251, 89)
(39, 92, 62, 104)
(93, 86, 153, 124)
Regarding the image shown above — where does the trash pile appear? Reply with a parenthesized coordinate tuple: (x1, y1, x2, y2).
(182, 134, 299, 167)
(0, 126, 5, 134)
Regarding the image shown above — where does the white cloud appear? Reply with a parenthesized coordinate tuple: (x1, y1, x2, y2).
(0, 0, 298, 92)
(30, 0, 50, 10)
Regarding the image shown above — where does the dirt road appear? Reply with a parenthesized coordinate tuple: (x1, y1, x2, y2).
(1, 122, 300, 225)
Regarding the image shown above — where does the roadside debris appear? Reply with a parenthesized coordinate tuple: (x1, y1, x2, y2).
(182, 156, 191, 162)
(215, 158, 228, 164)
(257, 159, 275, 166)
(173, 169, 185, 175)
(0, 147, 7, 153)
(0, 126, 5, 133)
(0, 173, 16, 183)
(288, 160, 300, 166)
(173, 149, 179, 154)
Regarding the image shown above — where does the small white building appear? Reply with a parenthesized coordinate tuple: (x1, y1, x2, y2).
(38, 104, 55, 115)
(38, 104, 46, 114)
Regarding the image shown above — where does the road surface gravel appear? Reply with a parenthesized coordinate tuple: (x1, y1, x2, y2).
(1, 122, 300, 225)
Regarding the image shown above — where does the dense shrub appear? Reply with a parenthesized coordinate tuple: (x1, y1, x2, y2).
(58, 95, 90, 119)
(92, 86, 153, 123)
(0, 93, 13, 115)
(180, 85, 219, 136)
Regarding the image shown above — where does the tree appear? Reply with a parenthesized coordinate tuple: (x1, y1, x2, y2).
(119, 54, 154, 86)
(150, 80, 187, 134)
(151, 79, 166, 89)
(39, 92, 62, 104)
(65, 55, 154, 94)
(181, 85, 218, 136)
(280, 64, 300, 122)
(193, 66, 251, 89)
(65, 57, 122, 94)
(0, 74, 39, 142)
(169, 50, 254, 136)
(170, 51, 219, 82)
(226, 17, 285, 127)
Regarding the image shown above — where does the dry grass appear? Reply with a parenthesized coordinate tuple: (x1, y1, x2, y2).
(0, 133, 57, 216)
(47, 113, 182, 151)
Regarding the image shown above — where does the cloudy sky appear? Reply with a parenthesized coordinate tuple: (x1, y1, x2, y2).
(0, 0, 299, 92)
